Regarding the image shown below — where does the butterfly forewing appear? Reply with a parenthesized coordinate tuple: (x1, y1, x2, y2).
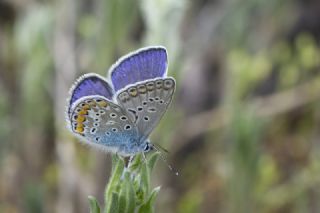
(67, 74, 114, 117)
(68, 95, 139, 151)
(110, 47, 168, 92)
(116, 77, 175, 138)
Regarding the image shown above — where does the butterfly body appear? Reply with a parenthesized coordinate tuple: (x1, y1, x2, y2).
(66, 47, 175, 156)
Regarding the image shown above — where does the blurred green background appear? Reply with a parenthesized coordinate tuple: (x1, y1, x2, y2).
(1, 0, 320, 212)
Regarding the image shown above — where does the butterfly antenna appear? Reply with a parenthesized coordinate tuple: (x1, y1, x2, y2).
(154, 143, 169, 154)
(151, 144, 179, 176)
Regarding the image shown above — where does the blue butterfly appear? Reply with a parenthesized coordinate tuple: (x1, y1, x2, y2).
(66, 46, 175, 156)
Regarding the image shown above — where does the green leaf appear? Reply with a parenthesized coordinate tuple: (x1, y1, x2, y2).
(135, 187, 145, 206)
(111, 154, 120, 172)
(137, 187, 161, 213)
(129, 154, 143, 172)
(105, 155, 125, 207)
(125, 172, 136, 213)
(118, 172, 128, 213)
(88, 196, 101, 213)
(147, 152, 159, 172)
(140, 161, 150, 196)
(100, 153, 160, 213)
(105, 192, 119, 213)
(118, 171, 136, 213)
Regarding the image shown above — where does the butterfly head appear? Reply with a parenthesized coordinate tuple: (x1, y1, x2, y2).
(143, 141, 154, 153)
(116, 139, 154, 156)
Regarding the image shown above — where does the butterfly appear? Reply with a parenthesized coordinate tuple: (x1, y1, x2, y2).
(66, 46, 175, 156)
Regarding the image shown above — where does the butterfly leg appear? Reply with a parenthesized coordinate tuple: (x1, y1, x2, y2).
(127, 155, 134, 168)
(142, 152, 147, 164)
(124, 155, 134, 171)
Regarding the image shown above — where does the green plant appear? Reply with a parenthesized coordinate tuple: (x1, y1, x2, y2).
(88, 152, 160, 213)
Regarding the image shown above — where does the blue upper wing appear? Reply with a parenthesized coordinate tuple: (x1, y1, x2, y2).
(67, 74, 114, 116)
(110, 47, 168, 92)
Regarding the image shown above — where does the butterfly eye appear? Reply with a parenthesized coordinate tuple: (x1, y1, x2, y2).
(144, 143, 150, 152)
(143, 143, 154, 152)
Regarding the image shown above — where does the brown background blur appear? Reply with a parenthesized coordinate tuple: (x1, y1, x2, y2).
(1, 0, 320, 212)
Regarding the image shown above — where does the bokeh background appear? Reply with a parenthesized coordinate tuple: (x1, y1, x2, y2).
(1, 0, 320, 212)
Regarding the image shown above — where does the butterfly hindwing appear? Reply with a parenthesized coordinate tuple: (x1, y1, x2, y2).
(116, 77, 175, 138)
(68, 95, 139, 153)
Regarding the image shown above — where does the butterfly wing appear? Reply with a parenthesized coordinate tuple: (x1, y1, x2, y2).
(67, 73, 114, 116)
(67, 95, 139, 154)
(110, 47, 168, 92)
(116, 77, 175, 139)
